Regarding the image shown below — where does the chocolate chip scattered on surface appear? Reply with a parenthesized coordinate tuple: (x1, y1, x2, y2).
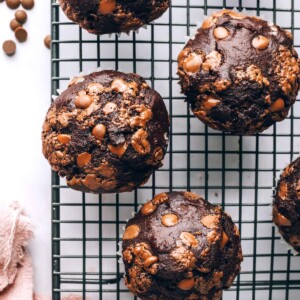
(3, 40, 16, 56)
(15, 27, 27, 42)
(21, 0, 34, 10)
(44, 34, 51, 49)
(42, 70, 169, 194)
(15, 9, 27, 24)
(122, 191, 243, 299)
(177, 9, 300, 135)
(6, 0, 20, 9)
(59, 0, 170, 35)
(10, 19, 22, 31)
(273, 157, 300, 252)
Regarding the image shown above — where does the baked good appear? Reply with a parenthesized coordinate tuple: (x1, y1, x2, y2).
(177, 9, 300, 135)
(273, 157, 300, 252)
(42, 70, 169, 194)
(59, 0, 170, 35)
(122, 191, 243, 299)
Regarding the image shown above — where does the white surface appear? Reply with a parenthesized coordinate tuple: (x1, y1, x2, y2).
(0, 0, 52, 295)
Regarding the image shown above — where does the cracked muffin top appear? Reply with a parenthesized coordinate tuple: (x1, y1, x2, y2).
(59, 0, 170, 35)
(122, 191, 243, 299)
(178, 9, 300, 135)
(42, 70, 169, 194)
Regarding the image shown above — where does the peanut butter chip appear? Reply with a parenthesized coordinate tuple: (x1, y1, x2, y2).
(201, 215, 219, 229)
(92, 124, 106, 141)
(270, 98, 285, 112)
(103, 102, 117, 114)
(204, 97, 220, 109)
(276, 213, 291, 226)
(180, 232, 198, 247)
(153, 193, 169, 205)
(162, 214, 179, 227)
(252, 35, 270, 50)
(177, 278, 195, 290)
(141, 201, 156, 215)
(111, 78, 128, 93)
(183, 53, 203, 73)
(108, 142, 127, 157)
(184, 192, 199, 201)
(99, 0, 116, 15)
(213, 27, 229, 39)
(144, 256, 158, 268)
(75, 93, 93, 109)
(77, 152, 91, 167)
(57, 134, 71, 144)
(123, 225, 140, 240)
(221, 232, 229, 248)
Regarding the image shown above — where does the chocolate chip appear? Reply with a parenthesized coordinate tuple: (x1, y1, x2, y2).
(15, 9, 27, 24)
(15, 27, 27, 42)
(221, 232, 229, 248)
(10, 19, 22, 31)
(21, 0, 34, 9)
(92, 124, 106, 141)
(161, 214, 179, 227)
(213, 26, 229, 39)
(201, 215, 219, 229)
(141, 201, 156, 216)
(99, 0, 116, 15)
(57, 134, 71, 145)
(75, 93, 93, 109)
(123, 225, 140, 240)
(177, 278, 195, 290)
(203, 97, 220, 109)
(108, 142, 127, 157)
(44, 34, 51, 49)
(183, 53, 203, 73)
(77, 152, 91, 167)
(180, 232, 198, 247)
(6, 0, 20, 9)
(270, 98, 285, 112)
(144, 256, 158, 268)
(276, 213, 291, 227)
(252, 35, 270, 50)
(3, 40, 16, 56)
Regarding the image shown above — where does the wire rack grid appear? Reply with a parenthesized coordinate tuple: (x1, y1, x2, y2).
(51, 0, 300, 299)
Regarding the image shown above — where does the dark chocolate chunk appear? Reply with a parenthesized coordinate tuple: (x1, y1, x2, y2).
(177, 9, 300, 135)
(42, 70, 170, 194)
(122, 191, 243, 299)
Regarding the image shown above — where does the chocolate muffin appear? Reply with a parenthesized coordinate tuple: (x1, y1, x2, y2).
(122, 192, 243, 299)
(273, 157, 300, 252)
(42, 70, 169, 194)
(177, 9, 300, 135)
(59, 0, 170, 35)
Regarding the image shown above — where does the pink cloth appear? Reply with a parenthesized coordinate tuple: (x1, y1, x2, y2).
(1, 250, 33, 300)
(0, 202, 33, 297)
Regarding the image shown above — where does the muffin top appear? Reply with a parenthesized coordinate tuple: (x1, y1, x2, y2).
(122, 192, 243, 299)
(59, 0, 170, 35)
(178, 9, 300, 135)
(273, 157, 300, 252)
(42, 70, 169, 193)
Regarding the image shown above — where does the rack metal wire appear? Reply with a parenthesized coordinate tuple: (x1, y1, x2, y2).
(51, 0, 300, 299)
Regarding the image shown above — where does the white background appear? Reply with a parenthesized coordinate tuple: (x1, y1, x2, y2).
(0, 0, 52, 295)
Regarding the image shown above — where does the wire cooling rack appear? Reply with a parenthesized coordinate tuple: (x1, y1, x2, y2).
(51, 0, 300, 299)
